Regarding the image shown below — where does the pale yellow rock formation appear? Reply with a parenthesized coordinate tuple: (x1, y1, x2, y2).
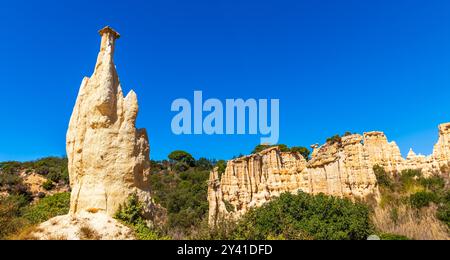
(208, 123, 450, 225)
(66, 26, 153, 217)
(32, 212, 135, 240)
(30, 27, 157, 240)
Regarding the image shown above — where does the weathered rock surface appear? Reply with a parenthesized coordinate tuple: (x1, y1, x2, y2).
(66, 26, 153, 217)
(208, 123, 450, 225)
(31, 212, 135, 240)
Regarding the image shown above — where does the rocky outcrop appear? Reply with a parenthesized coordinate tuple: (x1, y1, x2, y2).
(30, 27, 159, 240)
(66, 26, 153, 218)
(31, 212, 135, 240)
(208, 123, 450, 225)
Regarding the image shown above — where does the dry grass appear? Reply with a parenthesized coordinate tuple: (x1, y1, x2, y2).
(372, 204, 449, 240)
(79, 225, 101, 240)
(47, 234, 68, 240)
(9, 226, 43, 240)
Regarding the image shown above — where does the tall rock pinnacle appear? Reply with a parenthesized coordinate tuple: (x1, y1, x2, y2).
(66, 26, 153, 217)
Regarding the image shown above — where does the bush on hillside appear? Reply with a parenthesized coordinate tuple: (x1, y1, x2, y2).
(436, 191, 450, 228)
(326, 135, 342, 145)
(42, 180, 55, 191)
(22, 192, 70, 224)
(409, 191, 438, 209)
(379, 233, 410, 240)
(0, 173, 22, 187)
(233, 192, 373, 240)
(419, 176, 445, 193)
(373, 165, 393, 189)
(196, 158, 213, 171)
(0, 195, 30, 239)
(216, 160, 227, 179)
(0, 157, 69, 185)
(115, 194, 168, 240)
(0, 161, 22, 175)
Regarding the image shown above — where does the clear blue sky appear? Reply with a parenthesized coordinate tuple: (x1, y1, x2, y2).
(1, 0, 449, 162)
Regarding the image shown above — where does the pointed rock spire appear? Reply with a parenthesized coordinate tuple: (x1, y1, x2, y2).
(66, 27, 153, 218)
(407, 148, 417, 159)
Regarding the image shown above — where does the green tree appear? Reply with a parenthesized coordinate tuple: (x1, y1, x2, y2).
(326, 134, 342, 145)
(252, 144, 273, 154)
(216, 160, 227, 179)
(290, 146, 311, 161)
(42, 180, 55, 191)
(168, 151, 196, 167)
(196, 158, 213, 171)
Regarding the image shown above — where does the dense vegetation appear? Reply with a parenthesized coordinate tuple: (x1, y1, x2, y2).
(1, 150, 448, 240)
(148, 151, 214, 238)
(232, 192, 373, 240)
(0, 192, 70, 239)
(372, 165, 449, 239)
(0, 157, 69, 191)
(115, 193, 169, 240)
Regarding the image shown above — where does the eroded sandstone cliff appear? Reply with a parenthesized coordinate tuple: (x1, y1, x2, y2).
(208, 123, 450, 225)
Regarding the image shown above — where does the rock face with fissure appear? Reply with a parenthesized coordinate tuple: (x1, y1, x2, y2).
(208, 123, 450, 225)
(66, 26, 153, 217)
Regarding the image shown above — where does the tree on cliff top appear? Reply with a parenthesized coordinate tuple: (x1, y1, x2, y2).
(251, 144, 310, 161)
(168, 150, 196, 168)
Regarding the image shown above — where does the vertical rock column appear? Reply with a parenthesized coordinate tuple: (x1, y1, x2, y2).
(66, 26, 153, 217)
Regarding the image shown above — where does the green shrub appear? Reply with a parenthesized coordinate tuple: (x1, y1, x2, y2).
(409, 191, 438, 209)
(436, 191, 450, 228)
(380, 233, 411, 240)
(115, 194, 168, 240)
(252, 144, 273, 154)
(233, 192, 373, 240)
(133, 222, 169, 240)
(22, 192, 70, 224)
(326, 135, 342, 145)
(419, 176, 445, 192)
(373, 165, 393, 189)
(216, 160, 227, 179)
(0, 173, 22, 187)
(252, 144, 311, 161)
(173, 162, 189, 172)
(290, 146, 311, 161)
(400, 169, 422, 183)
(0, 161, 22, 175)
(196, 158, 213, 171)
(8, 184, 33, 202)
(0, 195, 30, 239)
(224, 200, 235, 213)
(115, 194, 144, 226)
(343, 132, 353, 137)
(42, 180, 55, 191)
(28, 157, 69, 184)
